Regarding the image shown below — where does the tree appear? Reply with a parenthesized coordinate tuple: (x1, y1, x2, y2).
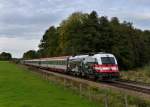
(38, 26, 59, 57)
(80, 11, 100, 53)
(23, 50, 38, 59)
(0, 52, 12, 60)
(58, 12, 88, 55)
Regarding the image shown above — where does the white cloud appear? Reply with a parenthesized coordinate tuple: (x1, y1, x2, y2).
(0, 37, 40, 58)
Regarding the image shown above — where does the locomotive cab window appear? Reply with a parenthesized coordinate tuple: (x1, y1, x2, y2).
(101, 57, 116, 64)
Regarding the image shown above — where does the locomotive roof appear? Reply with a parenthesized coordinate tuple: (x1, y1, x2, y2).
(24, 56, 70, 61)
(69, 53, 115, 60)
(24, 52, 115, 61)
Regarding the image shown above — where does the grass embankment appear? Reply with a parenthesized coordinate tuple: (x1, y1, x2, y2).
(121, 65, 150, 84)
(0, 61, 98, 107)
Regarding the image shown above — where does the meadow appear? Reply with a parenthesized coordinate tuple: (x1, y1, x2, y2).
(0, 61, 99, 107)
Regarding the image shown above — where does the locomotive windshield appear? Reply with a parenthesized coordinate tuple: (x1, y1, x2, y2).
(101, 57, 116, 64)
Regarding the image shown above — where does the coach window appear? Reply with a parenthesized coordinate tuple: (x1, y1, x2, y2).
(63, 61, 65, 65)
(55, 61, 57, 65)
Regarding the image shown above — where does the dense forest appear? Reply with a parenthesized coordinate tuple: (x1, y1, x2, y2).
(23, 11, 150, 69)
(0, 52, 12, 60)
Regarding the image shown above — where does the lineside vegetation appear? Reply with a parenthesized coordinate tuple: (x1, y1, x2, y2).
(121, 64, 150, 83)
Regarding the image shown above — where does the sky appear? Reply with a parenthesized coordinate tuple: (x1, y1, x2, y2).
(0, 0, 150, 58)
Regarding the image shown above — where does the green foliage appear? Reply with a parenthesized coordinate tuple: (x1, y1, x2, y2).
(23, 50, 38, 59)
(0, 52, 12, 60)
(38, 26, 59, 57)
(23, 10, 150, 69)
(58, 12, 89, 55)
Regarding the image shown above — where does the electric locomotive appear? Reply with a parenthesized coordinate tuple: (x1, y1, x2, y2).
(68, 53, 119, 80)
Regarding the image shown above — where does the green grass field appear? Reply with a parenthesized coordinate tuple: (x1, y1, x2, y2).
(0, 61, 99, 107)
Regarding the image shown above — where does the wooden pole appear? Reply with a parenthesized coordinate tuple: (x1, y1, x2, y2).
(124, 94, 128, 107)
(63, 78, 66, 90)
(104, 92, 109, 107)
(79, 83, 82, 97)
(88, 86, 91, 101)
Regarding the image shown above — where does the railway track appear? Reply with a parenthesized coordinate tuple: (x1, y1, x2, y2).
(106, 80, 150, 94)
(118, 79, 150, 87)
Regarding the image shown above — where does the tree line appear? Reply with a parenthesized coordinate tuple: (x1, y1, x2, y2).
(0, 52, 12, 60)
(23, 11, 150, 69)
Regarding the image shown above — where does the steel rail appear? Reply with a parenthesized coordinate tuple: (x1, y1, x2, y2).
(108, 80, 150, 94)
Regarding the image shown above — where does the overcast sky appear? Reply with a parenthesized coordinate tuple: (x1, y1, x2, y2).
(0, 0, 150, 58)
